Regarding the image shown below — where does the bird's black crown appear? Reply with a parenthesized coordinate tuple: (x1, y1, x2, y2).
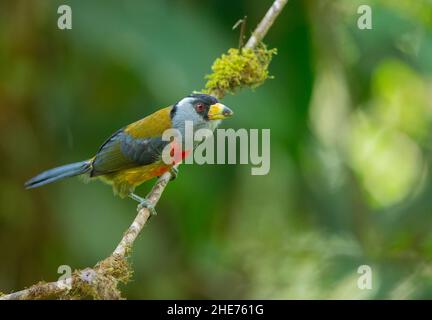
(171, 93, 219, 119)
(188, 93, 218, 106)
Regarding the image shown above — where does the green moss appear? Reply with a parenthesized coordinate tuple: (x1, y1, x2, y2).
(0, 253, 133, 300)
(64, 254, 133, 300)
(23, 281, 64, 300)
(97, 254, 133, 284)
(203, 43, 277, 97)
(26, 282, 48, 299)
(61, 228, 133, 300)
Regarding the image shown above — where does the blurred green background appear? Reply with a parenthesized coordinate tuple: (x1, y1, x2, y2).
(1, 0, 432, 299)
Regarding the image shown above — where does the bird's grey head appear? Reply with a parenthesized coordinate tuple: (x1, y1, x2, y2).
(170, 93, 233, 134)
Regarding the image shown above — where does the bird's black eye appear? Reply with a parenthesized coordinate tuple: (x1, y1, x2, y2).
(195, 103, 205, 113)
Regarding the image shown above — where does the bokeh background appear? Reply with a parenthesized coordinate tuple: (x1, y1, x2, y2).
(1, 0, 432, 299)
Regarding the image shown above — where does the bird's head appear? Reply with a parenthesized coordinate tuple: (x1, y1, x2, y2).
(170, 93, 233, 132)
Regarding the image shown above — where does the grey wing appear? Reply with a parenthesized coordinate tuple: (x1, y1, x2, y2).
(90, 130, 169, 177)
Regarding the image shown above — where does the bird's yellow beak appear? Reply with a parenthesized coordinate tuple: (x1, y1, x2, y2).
(207, 103, 234, 120)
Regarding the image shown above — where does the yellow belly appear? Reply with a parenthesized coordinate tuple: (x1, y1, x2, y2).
(99, 162, 171, 198)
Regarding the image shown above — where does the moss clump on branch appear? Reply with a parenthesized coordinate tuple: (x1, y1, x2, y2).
(25, 282, 49, 299)
(203, 43, 277, 98)
(20, 281, 62, 300)
(96, 254, 133, 284)
(1, 254, 133, 300)
(66, 254, 133, 300)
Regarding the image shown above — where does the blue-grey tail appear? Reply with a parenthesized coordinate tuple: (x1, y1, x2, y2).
(25, 160, 92, 189)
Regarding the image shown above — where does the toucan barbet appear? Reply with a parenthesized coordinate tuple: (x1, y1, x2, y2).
(25, 93, 233, 212)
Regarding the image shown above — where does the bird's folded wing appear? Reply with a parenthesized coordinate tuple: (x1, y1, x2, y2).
(124, 106, 173, 138)
(90, 106, 173, 176)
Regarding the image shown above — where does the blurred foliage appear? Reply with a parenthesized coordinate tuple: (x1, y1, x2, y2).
(1, 0, 432, 299)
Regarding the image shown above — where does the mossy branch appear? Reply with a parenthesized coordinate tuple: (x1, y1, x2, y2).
(0, 0, 288, 300)
(203, 45, 277, 99)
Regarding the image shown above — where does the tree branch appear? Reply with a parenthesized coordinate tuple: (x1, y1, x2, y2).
(245, 0, 288, 49)
(0, 0, 288, 300)
(112, 169, 172, 257)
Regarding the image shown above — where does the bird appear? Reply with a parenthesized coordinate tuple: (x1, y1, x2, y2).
(25, 93, 233, 214)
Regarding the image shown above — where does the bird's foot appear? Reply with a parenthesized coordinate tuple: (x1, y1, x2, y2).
(170, 166, 179, 181)
(137, 199, 157, 216)
(129, 193, 157, 216)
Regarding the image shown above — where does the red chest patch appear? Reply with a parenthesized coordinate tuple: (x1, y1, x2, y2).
(170, 141, 191, 165)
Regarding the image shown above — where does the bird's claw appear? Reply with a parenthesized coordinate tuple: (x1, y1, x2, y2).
(129, 193, 157, 216)
(137, 198, 157, 216)
(170, 167, 179, 181)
